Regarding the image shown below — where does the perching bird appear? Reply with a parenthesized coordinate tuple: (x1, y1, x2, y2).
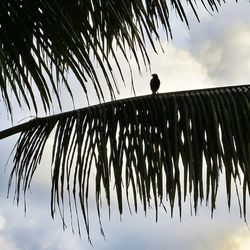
(150, 74, 160, 94)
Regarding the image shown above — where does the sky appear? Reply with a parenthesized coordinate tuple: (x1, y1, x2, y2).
(1, 1, 250, 249)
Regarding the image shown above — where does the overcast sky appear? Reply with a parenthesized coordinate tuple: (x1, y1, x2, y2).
(1, 1, 250, 250)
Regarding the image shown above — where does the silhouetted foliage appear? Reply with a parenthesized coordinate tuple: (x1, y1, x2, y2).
(6, 85, 250, 238)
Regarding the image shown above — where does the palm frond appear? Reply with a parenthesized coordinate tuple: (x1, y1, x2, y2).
(0, 0, 228, 114)
(6, 85, 250, 238)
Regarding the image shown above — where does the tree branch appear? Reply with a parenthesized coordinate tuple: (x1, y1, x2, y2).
(1, 84, 249, 140)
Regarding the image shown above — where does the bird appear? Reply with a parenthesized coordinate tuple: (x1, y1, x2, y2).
(150, 74, 160, 94)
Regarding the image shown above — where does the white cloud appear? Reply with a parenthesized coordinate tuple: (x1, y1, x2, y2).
(1, 2, 250, 250)
(114, 41, 212, 101)
(149, 43, 211, 92)
(0, 214, 6, 231)
(183, 1, 250, 86)
(213, 226, 250, 250)
(0, 236, 17, 250)
(192, 23, 250, 85)
(0, 213, 17, 250)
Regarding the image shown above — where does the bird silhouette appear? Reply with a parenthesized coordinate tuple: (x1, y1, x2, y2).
(150, 74, 160, 94)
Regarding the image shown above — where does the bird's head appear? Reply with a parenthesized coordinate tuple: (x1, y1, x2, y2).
(151, 74, 158, 78)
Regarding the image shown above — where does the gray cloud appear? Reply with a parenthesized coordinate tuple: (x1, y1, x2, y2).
(1, 2, 250, 250)
(184, 1, 250, 86)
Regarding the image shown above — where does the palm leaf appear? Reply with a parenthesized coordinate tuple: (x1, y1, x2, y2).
(3, 85, 250, 238)
(0, 0, 228, 114)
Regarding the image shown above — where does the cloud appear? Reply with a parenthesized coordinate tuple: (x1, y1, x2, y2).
(192, 23, 250, 85)
(113, 41, 212, 101)
(112, 3, 250, 99)
(0, 214, 6, 231)
(0, 213, 17, 250)
(0, 203, 92, 250)
(1, 2, 250, 250)
(213, 226, 250, 250)
(149, 43, 211, 92)
(0, 237, 17, 250)
(184, 1, 250, 86)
